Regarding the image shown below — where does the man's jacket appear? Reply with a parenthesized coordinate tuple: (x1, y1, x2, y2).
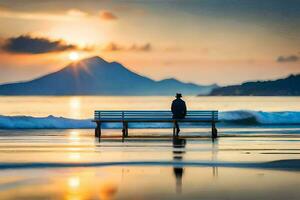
(171, 99, 187, 119)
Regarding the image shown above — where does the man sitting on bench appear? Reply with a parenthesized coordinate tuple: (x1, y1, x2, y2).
(171, 93, 187, 134)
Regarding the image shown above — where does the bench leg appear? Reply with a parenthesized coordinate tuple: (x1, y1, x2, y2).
(212, 121, 218, 139)
(95, 122, 101, 141)
(95, 122, 100, 137)
(95, 126, 98, 137)
(125, 122, 129, 137)
(122, 122, 126, 138)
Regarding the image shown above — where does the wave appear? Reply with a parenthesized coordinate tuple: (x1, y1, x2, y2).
(0, 115, 95, 129)
(220, 110, 300, 125)
(0, 110, 300, 129)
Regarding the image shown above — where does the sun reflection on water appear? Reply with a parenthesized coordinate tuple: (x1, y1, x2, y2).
(69, 130, 80, 143)
(69, 97, 81, 118)
(66, 176, 82, 200)
(69, 153, 81, 161)
(68, 177, 80, 189)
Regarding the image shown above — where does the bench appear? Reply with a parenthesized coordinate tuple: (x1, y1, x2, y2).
(92, 110, 218, 139)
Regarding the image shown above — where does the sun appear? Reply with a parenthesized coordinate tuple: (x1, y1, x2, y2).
(69, 52, 79, 61)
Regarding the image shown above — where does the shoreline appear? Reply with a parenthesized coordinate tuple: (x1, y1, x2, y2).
(1, 159, 300, 171)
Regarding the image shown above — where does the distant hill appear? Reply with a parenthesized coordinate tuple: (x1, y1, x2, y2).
(0, 56, 217, 95)
(209, 74, 300, 96)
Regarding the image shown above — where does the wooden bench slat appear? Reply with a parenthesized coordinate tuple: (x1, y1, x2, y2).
(94, 110, 218, 121)
(93, 119, 216, 122)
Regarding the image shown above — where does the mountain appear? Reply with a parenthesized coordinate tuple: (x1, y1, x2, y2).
(208, 74, 300, 96)
(0, 56, 217, 95)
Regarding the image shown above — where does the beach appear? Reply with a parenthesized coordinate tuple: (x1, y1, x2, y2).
(0, 129, 300, 200)
(0, 96, 300, 199)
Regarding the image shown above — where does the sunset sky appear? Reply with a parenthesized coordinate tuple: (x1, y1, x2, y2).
(0, 0, 299, 86)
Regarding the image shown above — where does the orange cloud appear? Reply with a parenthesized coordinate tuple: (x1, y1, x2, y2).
(103, 42, 152, 52)
(0, 7, 89, 21)
(103, 42, 122, 51)
(129, 43, 151, 51)
(99, 11, 118, 20)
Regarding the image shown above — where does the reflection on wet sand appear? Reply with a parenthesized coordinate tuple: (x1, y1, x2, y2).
(172, 137, 219, 194)
(99, 182, 118, 200)
(172, 136, 186, 194)
(212, 139, 219, 178)
(64, 172, 119, 200)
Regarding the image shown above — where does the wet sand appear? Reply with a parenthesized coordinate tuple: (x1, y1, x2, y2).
(0, 129, 300, 200)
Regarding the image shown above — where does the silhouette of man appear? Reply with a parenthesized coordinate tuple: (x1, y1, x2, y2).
(171, 93, 187, 134)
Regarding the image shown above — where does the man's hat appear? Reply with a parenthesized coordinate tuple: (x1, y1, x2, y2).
(176, 93, 182, 98)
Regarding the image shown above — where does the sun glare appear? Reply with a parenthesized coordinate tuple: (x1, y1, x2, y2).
(68, 177, 80, 189)
(69, 52, 79, 61)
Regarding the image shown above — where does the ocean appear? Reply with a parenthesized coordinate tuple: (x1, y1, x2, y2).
(0, 96, 300, 129)
(0, 96, 300, 199)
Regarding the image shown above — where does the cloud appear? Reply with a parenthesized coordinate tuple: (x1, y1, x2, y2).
(277, 55, 299, 63)
(0, 7, 90, 21)
(103, 42, 122, 51)
(103, 42, 152, 52)
(66, 9, 89, 17)
(164, 46, 182, 52)
(129, 43, 151, 51)
(0, 7, 122, 23)
(2, 35, 79, 54)
(99, 11, 118, 20)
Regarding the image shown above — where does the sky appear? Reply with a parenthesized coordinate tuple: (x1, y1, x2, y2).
(0, 0, 299, 86)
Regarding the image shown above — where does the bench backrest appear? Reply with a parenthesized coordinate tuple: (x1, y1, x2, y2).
(94, 110, 218, 121)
